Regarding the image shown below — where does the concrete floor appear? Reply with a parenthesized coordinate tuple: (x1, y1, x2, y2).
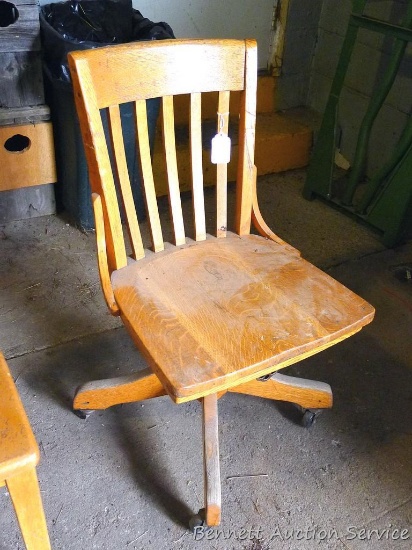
(0, 169, 411, 549)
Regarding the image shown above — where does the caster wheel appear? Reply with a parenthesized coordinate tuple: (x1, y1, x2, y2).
(73, 408, 95, 419)
(301, 408, 322, 428)
(189, 508, 206, 532)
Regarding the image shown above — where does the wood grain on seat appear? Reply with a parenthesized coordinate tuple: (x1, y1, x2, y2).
(112, 234, 374, 402)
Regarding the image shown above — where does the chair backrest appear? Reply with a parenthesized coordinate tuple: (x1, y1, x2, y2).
(68, 39, 257, 271)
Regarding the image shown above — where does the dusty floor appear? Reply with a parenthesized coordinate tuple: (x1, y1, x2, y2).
(0, 169, 411, 549)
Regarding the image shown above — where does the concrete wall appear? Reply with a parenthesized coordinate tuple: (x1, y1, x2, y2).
(308, 0, 412, 175)
(136, 0, 275, 69)
(276, 0, 323, 109)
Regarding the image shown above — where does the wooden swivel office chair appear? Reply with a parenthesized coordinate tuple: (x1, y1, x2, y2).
(68, 39, 374, 528)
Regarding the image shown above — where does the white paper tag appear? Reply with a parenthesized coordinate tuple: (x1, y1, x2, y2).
(211, 133, 231, 164)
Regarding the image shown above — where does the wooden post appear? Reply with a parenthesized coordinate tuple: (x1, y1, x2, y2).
(202, 393, 221, 526)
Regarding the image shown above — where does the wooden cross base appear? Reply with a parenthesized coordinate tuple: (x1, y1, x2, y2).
(73, 370, 332, 527)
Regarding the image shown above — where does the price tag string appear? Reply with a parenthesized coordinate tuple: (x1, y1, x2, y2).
(217, 112, 230, 135)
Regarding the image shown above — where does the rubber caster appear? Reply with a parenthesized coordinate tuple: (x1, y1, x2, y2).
(301, 408, 322, 428)
(73, 408, 95, 419)
(189, 508, 206, 532)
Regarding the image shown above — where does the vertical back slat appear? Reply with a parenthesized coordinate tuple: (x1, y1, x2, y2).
(107, 105, 145, 260)
(134, 100, 165, 252)
(190, 93, 206, 241)
(162, 95, 186, 246)
(216, 91, 230, 238)
(235, 40, 257, 235)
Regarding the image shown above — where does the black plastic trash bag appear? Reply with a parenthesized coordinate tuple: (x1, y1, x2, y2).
(41, 0, 175, 82)
(42, 0, 134, 44)
(131, 10, 175, 41)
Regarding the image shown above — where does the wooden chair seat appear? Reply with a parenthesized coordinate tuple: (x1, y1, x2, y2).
(112, 233, 374, 403)
(0, 353, 51, 549)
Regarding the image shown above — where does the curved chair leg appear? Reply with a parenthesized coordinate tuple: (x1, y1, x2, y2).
(73, 367, 167, 411)
(229, 372, 333, 409)
(7, 467, 51, 550)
